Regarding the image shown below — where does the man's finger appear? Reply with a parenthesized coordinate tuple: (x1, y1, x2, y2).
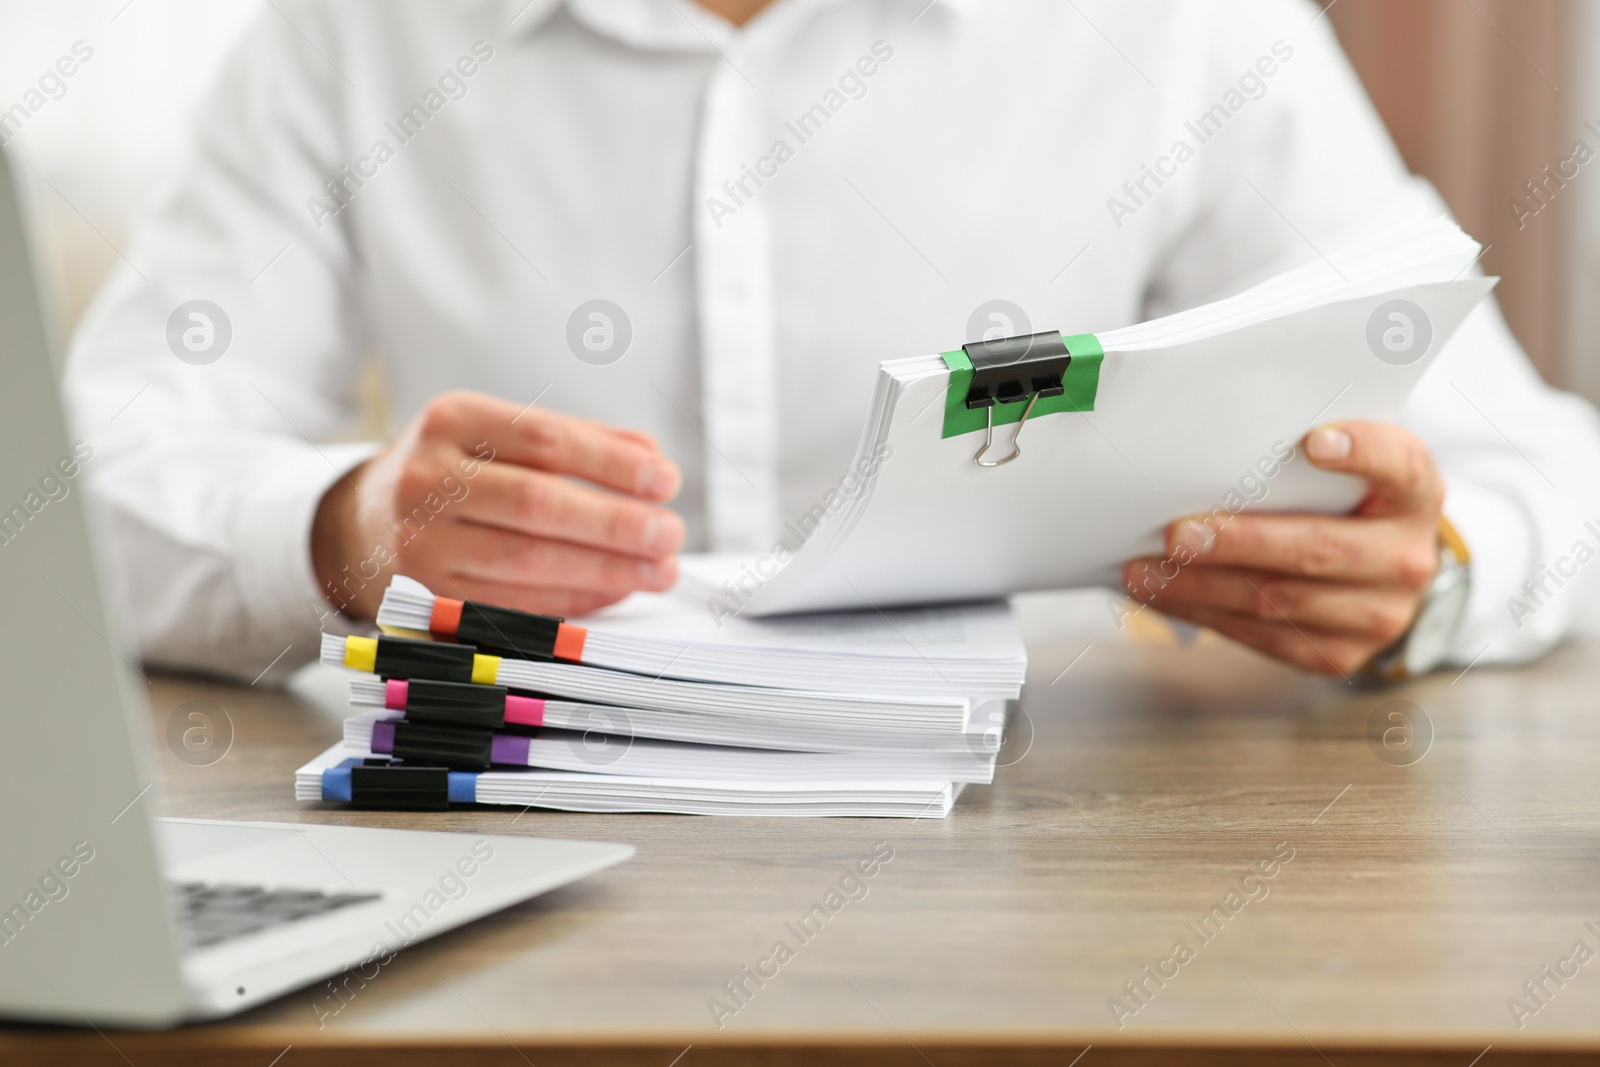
(1164, 512, 1437, 587)
(431, 392, 682, 501)
(1124, 560, 1420, 641)
(1150, 601, 1373, 679)
(608, 425, 662, 451)
(1303, 420, 1443, 517)
(443, 521, 678, 594)
(505, 407, 681, 500)
(456, 462, 685, 559)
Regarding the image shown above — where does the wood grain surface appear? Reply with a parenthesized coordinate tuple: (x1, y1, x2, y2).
(4, 629, 1598, 1066)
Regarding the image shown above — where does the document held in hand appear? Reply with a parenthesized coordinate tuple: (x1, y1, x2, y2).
(699, 216, 1496, 617)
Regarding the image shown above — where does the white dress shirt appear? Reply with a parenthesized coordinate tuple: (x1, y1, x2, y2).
(64, 0, 1600, 681)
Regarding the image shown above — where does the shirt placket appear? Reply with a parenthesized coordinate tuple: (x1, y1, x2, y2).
(693, 40, 782, 553)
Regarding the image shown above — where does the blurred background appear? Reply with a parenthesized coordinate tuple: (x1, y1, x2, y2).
(2, 0, 1595, 402)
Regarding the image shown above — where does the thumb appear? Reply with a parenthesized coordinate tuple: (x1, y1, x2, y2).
(1303, 421, 1443, 518)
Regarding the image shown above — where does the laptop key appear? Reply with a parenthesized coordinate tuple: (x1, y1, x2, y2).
(168, 881, 381, 950)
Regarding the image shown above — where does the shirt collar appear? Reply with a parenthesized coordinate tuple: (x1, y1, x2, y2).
(502, 0, 976, 47)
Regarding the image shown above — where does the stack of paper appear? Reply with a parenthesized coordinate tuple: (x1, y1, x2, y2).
(294, 574, 1026, 818)
(690, 215, 1496, 615)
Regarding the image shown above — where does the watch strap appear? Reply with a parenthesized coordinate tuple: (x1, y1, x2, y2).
(1438, 515, 1471, 567)
(1362, 516, 1470, 682)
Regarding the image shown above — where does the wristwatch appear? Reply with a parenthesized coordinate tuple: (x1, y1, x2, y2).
(1365, 517, 1472, 681)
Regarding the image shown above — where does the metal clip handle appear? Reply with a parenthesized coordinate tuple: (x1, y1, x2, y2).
(974, 392, 1041, 467)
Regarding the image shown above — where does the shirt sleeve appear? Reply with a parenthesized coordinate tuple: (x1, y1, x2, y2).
(62, 0, 377, 684)
(1139, 0, 1600, 665)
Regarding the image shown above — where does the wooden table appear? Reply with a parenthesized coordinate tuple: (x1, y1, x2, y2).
(5, 626, 1599, 1066)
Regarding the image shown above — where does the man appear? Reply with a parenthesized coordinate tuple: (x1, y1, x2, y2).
(65, 0, 1600, 682)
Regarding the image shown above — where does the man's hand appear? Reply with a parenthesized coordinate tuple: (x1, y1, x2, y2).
(1123, 422, 1444, 677)
(312, 391, 684, 620)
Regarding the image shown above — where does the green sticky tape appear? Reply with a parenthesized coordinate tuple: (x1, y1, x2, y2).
(940, 333, 1103, 439)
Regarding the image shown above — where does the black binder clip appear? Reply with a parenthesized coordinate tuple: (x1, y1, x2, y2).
(403, 678, 511, 729)
(387, 721, 496, 770)
(373, 635, 480, 684)
(348, 763, 450, 810)
(961, 330, 1070, 467)
(454, 601, 562, 660)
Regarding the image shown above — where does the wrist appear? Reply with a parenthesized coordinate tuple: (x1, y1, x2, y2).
(1366, 516, 1472, 681)
(311, 461, 373, 619)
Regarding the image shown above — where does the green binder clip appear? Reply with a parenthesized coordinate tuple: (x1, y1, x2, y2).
(940, 330, 1104, 466)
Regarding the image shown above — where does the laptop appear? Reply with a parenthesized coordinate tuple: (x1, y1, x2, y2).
(0, 150, 632, 1028)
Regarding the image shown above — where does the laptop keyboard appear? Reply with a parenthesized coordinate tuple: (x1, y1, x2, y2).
(170, 881, 382, 949)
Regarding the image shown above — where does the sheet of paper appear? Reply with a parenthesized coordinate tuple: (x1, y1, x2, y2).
(728, 278, 1494, 615)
